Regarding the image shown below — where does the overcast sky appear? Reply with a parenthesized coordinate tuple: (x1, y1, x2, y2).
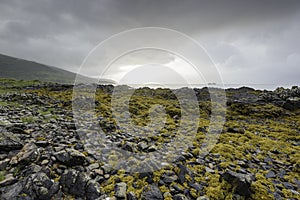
(0, 0, 300, 87)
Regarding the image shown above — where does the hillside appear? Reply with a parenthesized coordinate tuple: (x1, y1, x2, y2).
(0, 54, 115, 84)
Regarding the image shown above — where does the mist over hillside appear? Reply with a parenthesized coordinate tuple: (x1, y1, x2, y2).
(0, 54, 116, 85)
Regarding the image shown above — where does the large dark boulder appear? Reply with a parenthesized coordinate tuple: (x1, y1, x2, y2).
(22, 172, 60, 200)
(60, 169, 100, 199)
(0, 128, 23, 151)
(221, 170, 254, 197)
(282, 97, 300, 111)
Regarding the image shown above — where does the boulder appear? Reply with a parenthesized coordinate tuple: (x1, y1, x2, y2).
(141, 184, 163, 200)
(60, 169, 78, 194)
(60, 169, 93, 198)
(221, 170, 253, 197)
(54, 148, 86, 166)
(22, 172, 59, 200)
(0, 181, 24, 200)
(0, 174, 17, 187)
(9, 143, 39, 166)
(0, 129, 23, 151)
(86, 180, 102, 200)
(115, 182, 127, 199)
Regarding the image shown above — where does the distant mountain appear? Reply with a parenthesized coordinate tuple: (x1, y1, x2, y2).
(0, 54, 116, 85)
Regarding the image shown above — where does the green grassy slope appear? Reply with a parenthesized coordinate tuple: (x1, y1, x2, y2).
(0, 54, 115, 84)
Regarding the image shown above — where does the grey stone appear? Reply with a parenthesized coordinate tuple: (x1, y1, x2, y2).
(178, 164, 189, 184)
(138, 142, 148, 150)
(205, 167, 215, 173)
(0, 174, 17, 187)
(189, 183, 203, 191)
(87, 163, 100, 171)
(197, 196, 210, 200)
(290, 189, 300, 195)
(22, 172, 59, 200)
(0, 181, 23, 200)
(141, 184, 163, 200)
(0, 158, 10, 170)
(283, 182, 294, 190)
(173, 194, 189, 200)
(54, 148, 86, 166)
(265, 170, 276, 178)
(9, 143, 39, 166)
(127, 192, 137, 200)
(162, 174, 178, 184)
(115, 182, 127, 199)
(0, 129, 23, 151)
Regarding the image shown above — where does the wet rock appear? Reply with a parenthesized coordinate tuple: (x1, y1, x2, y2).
(115, 182, 127, 199)
(9, 143, 39, 166)
(141, 184, 163, 200)
(221, 170, 253, 197)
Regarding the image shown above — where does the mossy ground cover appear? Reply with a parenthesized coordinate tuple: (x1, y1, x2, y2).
(1, 79, 299, 199)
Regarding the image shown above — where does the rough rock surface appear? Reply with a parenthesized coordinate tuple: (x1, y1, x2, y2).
(141, 184, 163, 200)
(0, 82, 299, 199)
(221, 170, 253, 197)
(0, 128, 23, 151)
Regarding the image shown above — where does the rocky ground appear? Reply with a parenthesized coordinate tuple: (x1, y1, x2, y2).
(0, 79, 299, 200)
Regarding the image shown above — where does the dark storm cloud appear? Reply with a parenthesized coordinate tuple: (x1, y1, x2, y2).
(0, 0, 300, 85)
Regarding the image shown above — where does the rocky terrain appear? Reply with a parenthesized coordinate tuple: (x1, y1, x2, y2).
(0, 79, 299, 200)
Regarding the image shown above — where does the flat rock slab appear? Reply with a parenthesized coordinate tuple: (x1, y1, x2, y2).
(0, 128, 23, 151)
